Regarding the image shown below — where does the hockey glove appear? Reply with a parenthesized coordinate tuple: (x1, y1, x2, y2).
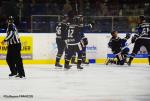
(81, 37, 88, 46)
(108, 42, 112, 48)
(125, 33, 131, 39)
(131, 36, 136, 43)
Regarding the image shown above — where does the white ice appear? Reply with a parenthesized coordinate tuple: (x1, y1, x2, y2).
(0, 64, 150, 101)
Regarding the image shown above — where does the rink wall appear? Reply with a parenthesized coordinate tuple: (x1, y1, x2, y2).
(0, 33, 149, 65)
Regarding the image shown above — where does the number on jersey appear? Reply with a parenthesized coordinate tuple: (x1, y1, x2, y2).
(56, 26, 61, 35)
(68, 29, 74, 38)
(142, 27, 149, 35)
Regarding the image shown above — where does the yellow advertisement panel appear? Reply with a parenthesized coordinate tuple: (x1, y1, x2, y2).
(0, 36, 33, 59)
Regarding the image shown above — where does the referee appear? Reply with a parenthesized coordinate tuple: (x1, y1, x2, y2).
(1, 16, 25, 78)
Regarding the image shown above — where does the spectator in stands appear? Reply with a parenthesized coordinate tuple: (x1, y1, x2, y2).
(95, 0, 102, 16)
(144, 3, 150, 16)
(100, 3, 109, 16)
(63, 0, 72, 14)
(83, 0, 91, 16)
(78, 0, 83, 14)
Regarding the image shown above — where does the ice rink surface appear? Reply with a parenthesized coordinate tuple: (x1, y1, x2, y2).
(0, 64, 150, 101)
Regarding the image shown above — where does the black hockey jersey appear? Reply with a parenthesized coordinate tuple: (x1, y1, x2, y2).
(56, 22, 68, 40)
(108, 37, 127, 54)
(135, 22, 150, 39)
(65, 24, 82, 45)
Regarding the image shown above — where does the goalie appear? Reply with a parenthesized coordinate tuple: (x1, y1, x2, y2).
(106, 31, 131, 65)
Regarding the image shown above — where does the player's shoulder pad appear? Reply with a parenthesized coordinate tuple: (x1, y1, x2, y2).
(141, 22, 150, 27)
(8, 23, 15, 30)
(69, 24, 78, 28)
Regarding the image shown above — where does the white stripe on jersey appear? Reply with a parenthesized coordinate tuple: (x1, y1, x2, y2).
(5, 31, 13, 41)
(13, 35, 16, 44)
(138, 37, 150, 39)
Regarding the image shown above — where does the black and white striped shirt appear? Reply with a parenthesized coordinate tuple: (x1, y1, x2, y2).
(4, 23, 20, 45)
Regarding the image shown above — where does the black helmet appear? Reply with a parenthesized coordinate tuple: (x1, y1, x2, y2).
(8, 16, 14, 23)
(62, 14, 69, 22)
(111, 30, 117, 35)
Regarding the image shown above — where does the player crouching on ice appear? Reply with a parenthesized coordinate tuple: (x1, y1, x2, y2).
(106, 31, 131, 65)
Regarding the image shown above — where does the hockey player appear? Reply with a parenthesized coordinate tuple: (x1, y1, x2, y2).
(64, 16, 84, 69)
(128, 16, 150, 66)
(1, 16, 25, 78)
(55, 14, 69, 67)
(71, 15, 90, 64)
(79, 15, 90, 64)
(107, 31, 131, 65)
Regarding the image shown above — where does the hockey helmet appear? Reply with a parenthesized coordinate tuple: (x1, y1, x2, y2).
(111, 31, 118, 37)
(8, 16, 14, 23)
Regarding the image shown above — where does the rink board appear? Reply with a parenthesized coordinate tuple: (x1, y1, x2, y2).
(0, 33, 149, 65)
(0, 58, 149, 65)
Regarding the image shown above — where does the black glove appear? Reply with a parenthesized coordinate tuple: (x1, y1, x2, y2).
(131, 36, 136, 43)
(82, 37, 88, 46)
(108, 42, 112, 48)
(125, 33, 131, 39)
